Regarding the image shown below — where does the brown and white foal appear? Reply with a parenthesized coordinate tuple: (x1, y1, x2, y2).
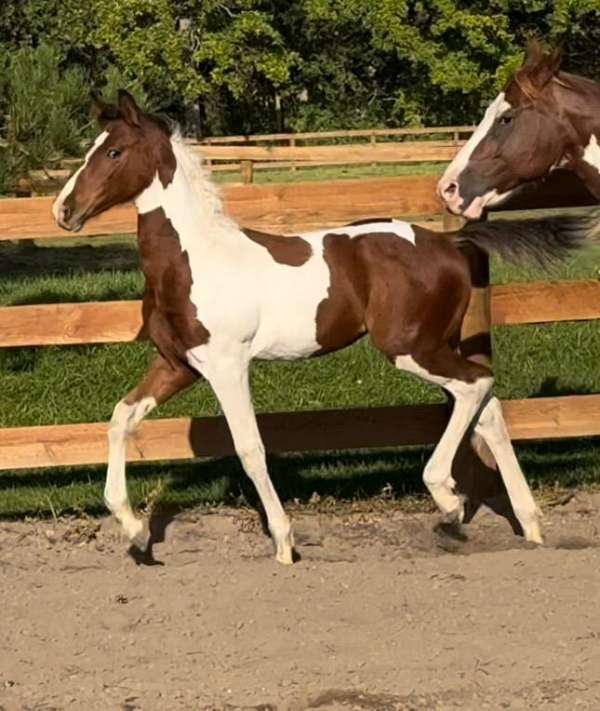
(53, 91, 585, 563)
(439, 39, 600, 218)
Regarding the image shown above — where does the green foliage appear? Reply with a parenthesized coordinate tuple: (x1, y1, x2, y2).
(1, 43, 89, 191)
(3, 0, 600, 189)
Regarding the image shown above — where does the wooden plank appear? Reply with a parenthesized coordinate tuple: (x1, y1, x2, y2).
(491, 280, 600, 326)
(0, 197, 136, 240)
(198, 126, 475, 144)
(1, 280, 597, 348)
(0, 301, 145, 347)
(195, 142, 462, 163)
(0, 176, 443, 241)
(0, 394, 599, 471)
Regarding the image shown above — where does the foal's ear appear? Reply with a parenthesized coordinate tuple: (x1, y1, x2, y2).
(90, 90, 120, 127)
(520, 40, 562, 91)
(117, 89, 142, 127)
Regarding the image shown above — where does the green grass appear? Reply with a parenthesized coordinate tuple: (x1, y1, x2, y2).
(212, 161, 444, 184)
(0, 237, 599, 518)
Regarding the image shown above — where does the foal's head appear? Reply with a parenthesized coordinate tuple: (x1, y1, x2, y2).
(53, 91, 175, 231)
(439, 41, 576, 219)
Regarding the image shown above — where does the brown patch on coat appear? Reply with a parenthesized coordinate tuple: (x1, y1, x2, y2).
(314, 233, 369, 354)
(138, 207, 210, 367)
(124, 354, 198, 406)
(315, 226, 487, 381)
(242, 228, 312, 266)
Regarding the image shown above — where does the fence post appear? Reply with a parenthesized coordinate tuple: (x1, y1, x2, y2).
(370, 132, 377, 168)
(240, 160, 254, 184)
(289, 136, 296, 173)
(442, 210, 511, 521)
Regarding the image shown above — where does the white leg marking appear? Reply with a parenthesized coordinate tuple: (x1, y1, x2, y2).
(474, 397, 543, 544)
(189, 348, 294, 564)
(583, 134, 600, 173)
(105, 396, 157, 543)
(396, 355, 492, 519)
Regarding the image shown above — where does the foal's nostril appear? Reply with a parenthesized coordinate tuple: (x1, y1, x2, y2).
(62, 205, 72, 221)
(443, 181, 458, 198)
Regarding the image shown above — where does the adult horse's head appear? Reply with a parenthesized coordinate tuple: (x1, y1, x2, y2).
(53, 90, 175, 231)
(438, 41, 574, 219)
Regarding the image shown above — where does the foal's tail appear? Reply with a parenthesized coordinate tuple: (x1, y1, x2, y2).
(452, 210, 599, 265)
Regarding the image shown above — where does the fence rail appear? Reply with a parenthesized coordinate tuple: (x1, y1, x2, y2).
(2, 279, 599, 348)
(2, 395, 599, 471)
(197, 125, 476, 144)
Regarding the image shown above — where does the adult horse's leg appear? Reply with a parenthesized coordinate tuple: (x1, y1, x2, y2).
(474, 397, 542, 543)
(105, 355, 198, 547)
(188, 348, 294, 564)
(395, 348, 492, 522)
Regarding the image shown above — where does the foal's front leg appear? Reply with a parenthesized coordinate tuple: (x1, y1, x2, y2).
(105, 355, 198, 547)
(188, 348, 294, 564)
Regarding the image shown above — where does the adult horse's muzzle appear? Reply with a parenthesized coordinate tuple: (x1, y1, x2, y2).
(437, 176, 466, 216)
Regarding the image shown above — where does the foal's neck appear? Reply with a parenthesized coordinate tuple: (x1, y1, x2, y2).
(134, 137, 237, 249)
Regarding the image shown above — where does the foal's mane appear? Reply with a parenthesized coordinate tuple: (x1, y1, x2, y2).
(169, 130, 227, 222)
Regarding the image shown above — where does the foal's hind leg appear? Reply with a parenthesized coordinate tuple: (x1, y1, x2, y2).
(395, 349, 492, 522)
(105, 355, 198, 546)
(474, 397, 543, 543)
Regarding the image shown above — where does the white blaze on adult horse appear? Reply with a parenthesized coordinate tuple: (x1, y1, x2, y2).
(439, 39, 600, 219)
(52, 90, 591, 563)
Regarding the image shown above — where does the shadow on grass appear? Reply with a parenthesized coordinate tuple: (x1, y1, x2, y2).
(2, 438, 599, 521)
(0, 240, 139, 280)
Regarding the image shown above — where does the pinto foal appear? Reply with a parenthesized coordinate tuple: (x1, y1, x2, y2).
(53, 92, 585, 563)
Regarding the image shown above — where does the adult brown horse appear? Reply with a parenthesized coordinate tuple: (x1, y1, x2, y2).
(53, 91, 589, 563)
(439, 40, 600, 219)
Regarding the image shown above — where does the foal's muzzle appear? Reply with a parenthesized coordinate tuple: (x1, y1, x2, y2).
(56, 204, 84, 232)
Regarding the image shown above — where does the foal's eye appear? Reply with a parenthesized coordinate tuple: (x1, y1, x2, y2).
(106, 148, 122, 160)
(499, 114, 513, 126)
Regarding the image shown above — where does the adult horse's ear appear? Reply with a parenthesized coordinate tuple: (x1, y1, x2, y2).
(520, 40, 562, 91)
(117, 89, 142, 127)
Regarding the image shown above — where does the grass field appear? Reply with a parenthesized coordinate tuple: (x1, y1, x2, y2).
(212, 161, 444, 184)
(1, 229, 599, 519)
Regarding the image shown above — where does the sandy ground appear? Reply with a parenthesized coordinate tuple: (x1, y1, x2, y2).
(1, 494, 600, 711)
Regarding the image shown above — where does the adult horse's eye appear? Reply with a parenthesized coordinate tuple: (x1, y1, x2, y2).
(499, 114, 513, 126)
(107, 148, 122, 160)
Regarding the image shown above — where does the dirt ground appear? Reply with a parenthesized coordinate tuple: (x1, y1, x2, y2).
(1, 493, 600, 711)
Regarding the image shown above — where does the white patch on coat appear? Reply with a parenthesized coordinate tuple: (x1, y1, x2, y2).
(395, 354, 492, 518)
(439, 93, 512, 187)
(583, 134, 600, 172)
(52, 131, 109, 220)
(311, 220, 416, 245)
(134, 136, 332, 363)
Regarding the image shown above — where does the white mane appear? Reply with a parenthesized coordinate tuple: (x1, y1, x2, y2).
(169, 131, 234, 227)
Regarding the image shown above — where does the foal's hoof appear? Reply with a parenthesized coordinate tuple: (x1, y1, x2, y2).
(129, 520, 150, 552)
(522, 518, 544, 545)
(274, 530, 296, 565)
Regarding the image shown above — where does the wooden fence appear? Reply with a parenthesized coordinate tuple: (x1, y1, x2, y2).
(0, 170, 599, 471)
(193, 125, 476, 180)
(41, 126, 474, 193)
